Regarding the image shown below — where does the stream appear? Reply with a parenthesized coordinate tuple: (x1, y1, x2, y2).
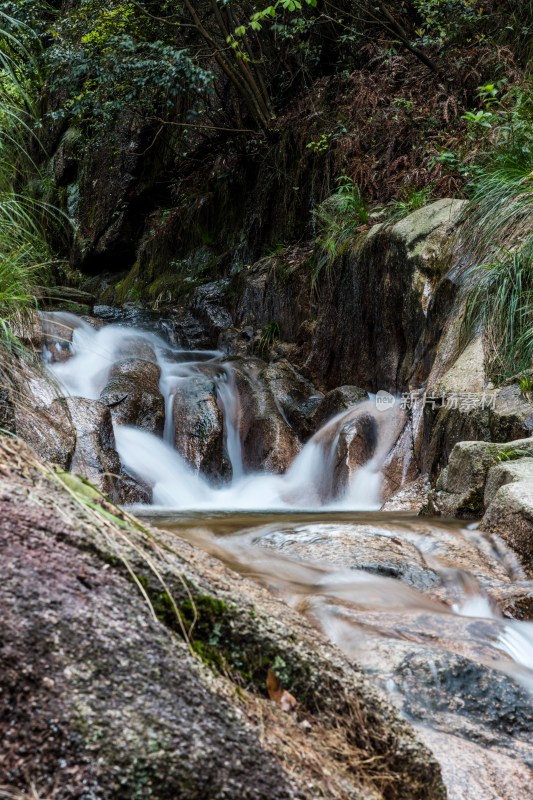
(44, 310, 533, 799)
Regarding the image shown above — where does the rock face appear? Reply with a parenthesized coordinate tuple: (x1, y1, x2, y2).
(228, 359, 302, 473)
(305, 199, 467, 392)
(13, 399, 76, 470)
(422, 386, 533, 478)
(481, 458, 533, 577)
(0, 437, 446, 800)
(171, 376, 228, 478)
(428, 437, 533, 518)
(235, 248, 313, 346)
(100, 357, 165, 436)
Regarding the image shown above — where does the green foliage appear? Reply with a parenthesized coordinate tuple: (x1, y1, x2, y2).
(46, 1, 213, 132)
(495, 446, 533, 462)
(458, 79, 533, 382)
(306, 132, 333, 153)
(413, 0, 483, 44)
(0, 9, 62, 330)
(310, 177, 369, 291)
(334, 175, 369, 224)
(386, 186, 432, 222)
(463, 244, 533, 382)
(519, 375, 533, 397)
(257, 320, 280, 354)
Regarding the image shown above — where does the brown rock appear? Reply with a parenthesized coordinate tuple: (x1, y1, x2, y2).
(172, 376, 228, 478)
(100, 357, 164, 436)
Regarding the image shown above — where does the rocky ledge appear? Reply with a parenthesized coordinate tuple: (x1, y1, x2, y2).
(429, 437, 533, 576)
(0, 437, 445, 800)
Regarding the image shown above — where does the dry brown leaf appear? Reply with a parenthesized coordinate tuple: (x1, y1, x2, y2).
(266, 667, 297, 713)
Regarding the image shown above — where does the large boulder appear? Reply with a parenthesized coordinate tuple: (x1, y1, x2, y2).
(311, 385, 368, 432)
(0, 437, 446, 800)
(66, 397, 120, 495)
(65, 398, 150, 503)
(259, 359, 323, 440)
(171, 376, 228, 478)
(421, 385, 533, 478)
(100, 357, 165, 436)
(13, 398, 76, 470)
(481, 459, 533, 577)
(227, 358, 301, 473)
(427, 437, 533, 518)
(305, 199, 467, 392)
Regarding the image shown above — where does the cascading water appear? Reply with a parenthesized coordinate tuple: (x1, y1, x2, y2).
(44, 311, 400, 511)
(42, 310, 533, 799)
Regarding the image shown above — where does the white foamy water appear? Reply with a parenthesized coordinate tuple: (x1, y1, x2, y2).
(44, 312, 402, 512)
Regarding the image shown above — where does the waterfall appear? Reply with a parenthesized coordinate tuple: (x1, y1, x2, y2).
(44, 312, 405, 511)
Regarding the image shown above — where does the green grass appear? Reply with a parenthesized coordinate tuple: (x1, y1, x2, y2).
(459, 85, 533, 382)
(462, 243, 533, 382)
(0, 10, 63, 334)
(386, 186, 432, 223)
(310, 177, 369, 292)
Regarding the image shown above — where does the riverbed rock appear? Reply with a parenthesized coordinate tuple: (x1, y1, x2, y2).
(100, 357, 165, 436)
(427, 437, 533, 518)
(312, 385, 368, 431)
(66, 397, 121, 496)
(0, 437, 446, 800)
(228, 359, 301, 473)
(172, 376, 228, 478)
(13, 398, 76, 470)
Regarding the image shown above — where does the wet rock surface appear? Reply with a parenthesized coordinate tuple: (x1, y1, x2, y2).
(304, 200, 466, 392)
(311, 386, 368, 431)
(100, 357, 165, 436)
(66, 397, 120, 496)
(0, 438, 445, 800)
(171, 376, 228, 478)
(259, 359, 323, 440)
(253, 517, 533, 799)
(228, 358, 302, 473)
(13, 398, 76, 470)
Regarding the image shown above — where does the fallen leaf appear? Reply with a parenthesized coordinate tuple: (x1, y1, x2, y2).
(266, 667, 297, 712)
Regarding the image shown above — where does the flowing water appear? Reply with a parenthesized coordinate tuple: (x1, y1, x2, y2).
(43, 311, 533, 798)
